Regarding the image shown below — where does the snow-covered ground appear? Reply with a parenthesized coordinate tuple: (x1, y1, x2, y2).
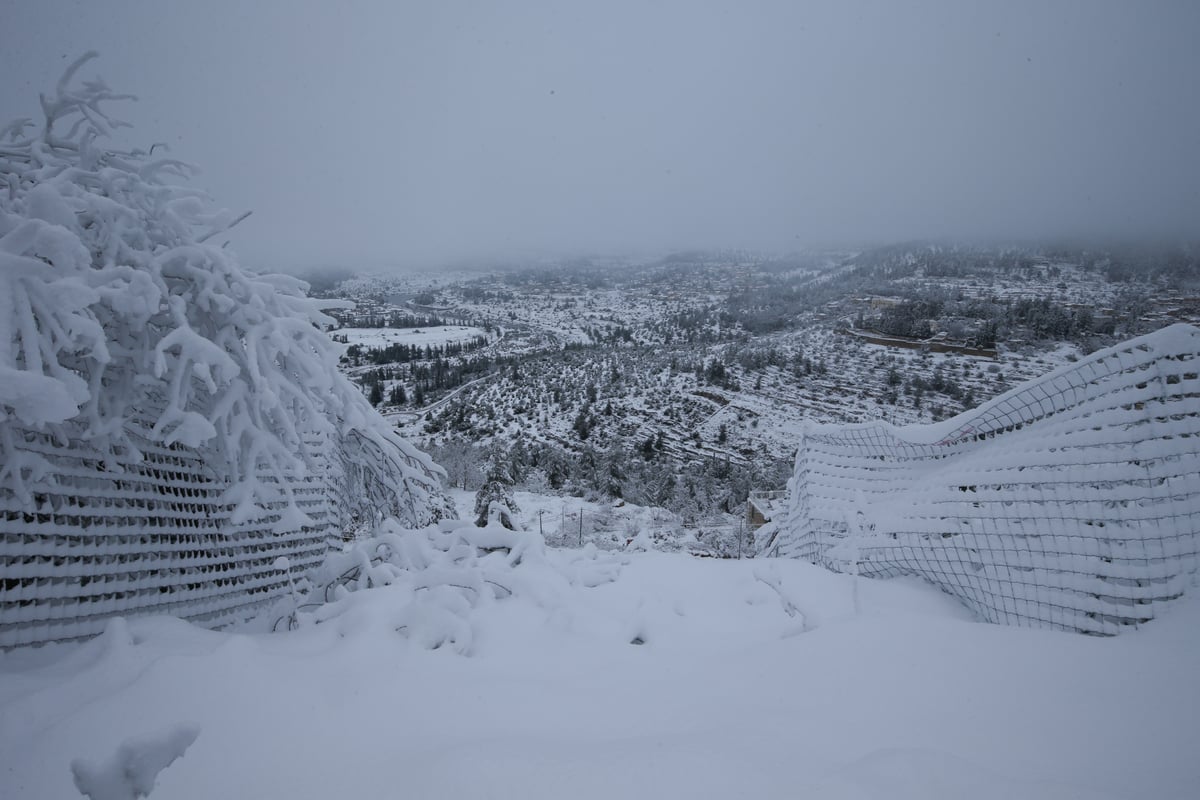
(2, 536, 1197, 799)
(447, 489, 747, 555)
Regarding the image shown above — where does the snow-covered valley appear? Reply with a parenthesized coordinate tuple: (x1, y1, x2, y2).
(3, 17, 1200, 800)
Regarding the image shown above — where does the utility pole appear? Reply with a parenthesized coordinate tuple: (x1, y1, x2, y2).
(579, 509, 583, 546)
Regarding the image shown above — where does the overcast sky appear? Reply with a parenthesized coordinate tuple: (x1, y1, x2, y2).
(3, 1, 1198, 271)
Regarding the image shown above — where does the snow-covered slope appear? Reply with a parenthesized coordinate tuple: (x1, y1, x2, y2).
(761, 323, 1200, 634)
(0, 57, 451, 648)
(2, 541, 1197, 799)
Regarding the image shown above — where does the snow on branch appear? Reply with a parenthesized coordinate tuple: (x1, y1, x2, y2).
(0, 55, 448, 529)
(265, 517, 625, 654)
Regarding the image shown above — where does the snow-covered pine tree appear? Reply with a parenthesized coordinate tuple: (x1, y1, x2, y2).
(474, 449, 520, 529)
(0, 55, 453, 646)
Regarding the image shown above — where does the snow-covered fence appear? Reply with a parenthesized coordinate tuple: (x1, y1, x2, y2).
(759, 324, 1200, 634)
(0, 422, 454, 648)
(0, 56, 452, 648)
(1, 430, 328, 648)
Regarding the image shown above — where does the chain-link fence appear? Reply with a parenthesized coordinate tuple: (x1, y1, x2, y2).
(760, 324, 1200, 635)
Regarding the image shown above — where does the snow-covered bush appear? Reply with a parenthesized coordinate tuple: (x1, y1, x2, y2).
(266, 516, 625, 654)
(0, 55, 453, 646)
(0, 53, 450, 528)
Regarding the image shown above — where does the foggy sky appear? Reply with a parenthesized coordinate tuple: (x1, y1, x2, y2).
(3, 1, 1198, 271)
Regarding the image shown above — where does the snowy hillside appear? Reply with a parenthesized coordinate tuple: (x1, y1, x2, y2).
(2, 535, 1197, 799)
(322, 244, 1197, 531)
(1, 47, 1197, 800)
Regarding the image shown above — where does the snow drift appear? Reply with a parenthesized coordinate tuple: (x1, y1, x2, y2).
(0, 55, 452, 648)
(760, 323, 1200, 634)
(4, 546, 1198, 799)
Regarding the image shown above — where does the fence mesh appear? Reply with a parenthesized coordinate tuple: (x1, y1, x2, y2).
(0, 424, 345, 648)
(760, 323, 1200, 635)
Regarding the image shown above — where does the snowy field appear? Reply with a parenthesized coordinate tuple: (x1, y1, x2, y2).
(2, 534, 1197, 800)
(334, 325, 488, 349)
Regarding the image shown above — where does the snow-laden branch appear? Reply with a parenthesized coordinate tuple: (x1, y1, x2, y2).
(266, 517, 625, 654)
(0, 55, 448, 529)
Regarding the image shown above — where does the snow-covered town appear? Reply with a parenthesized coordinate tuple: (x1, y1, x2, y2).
(3, 4, 1200, 799)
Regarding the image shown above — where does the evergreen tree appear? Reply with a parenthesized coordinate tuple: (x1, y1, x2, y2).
(474, 452, 521, 529)
(572, 408, 592, 440)
(601, 441, 628, 498)
(639, 436, 657, 460)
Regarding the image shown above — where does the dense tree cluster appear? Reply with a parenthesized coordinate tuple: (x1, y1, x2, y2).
(873, 299, 944, 339)
(861, 292, 1114, 347)
(432, 437, 791, 525)
(721, 242, 1181, 341)
(330, 311, 463, 329)
(360, 353, 495, 407)
(343, 335, 488, 367)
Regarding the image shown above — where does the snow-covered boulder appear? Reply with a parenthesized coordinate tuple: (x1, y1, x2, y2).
(0, 55, 452, 648)
(761, 323, 1200, 634)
